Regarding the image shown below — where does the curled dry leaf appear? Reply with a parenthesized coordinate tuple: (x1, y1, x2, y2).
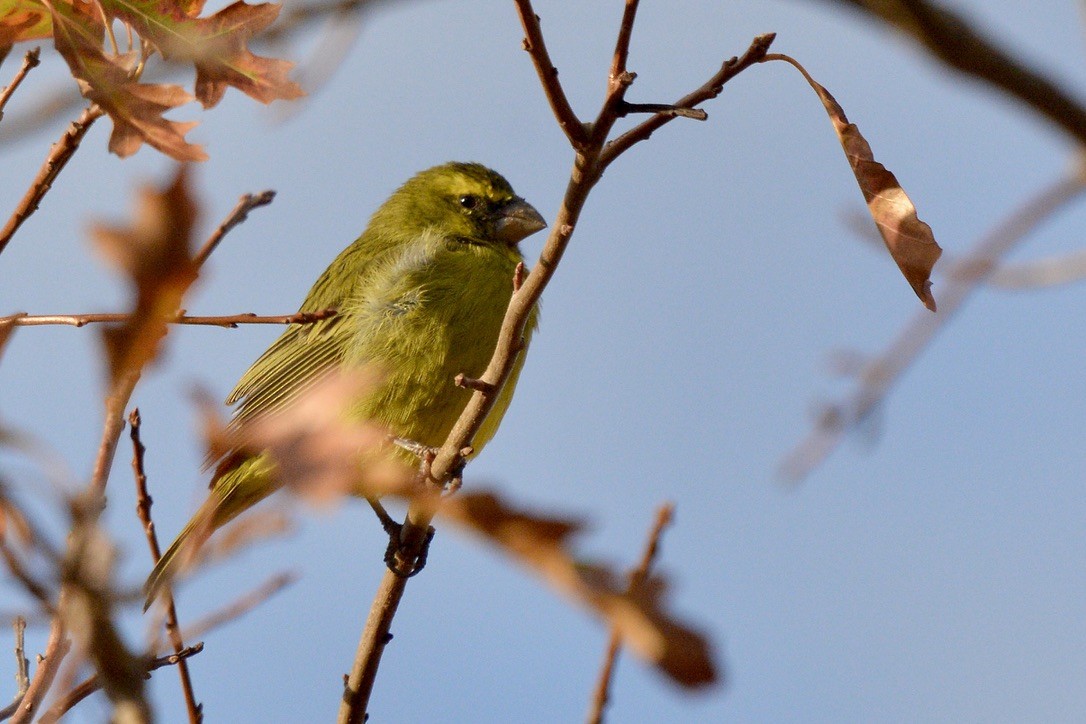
(774, 54, 943, 311)
(91, 167, 199, 383)
(436, 491, 718, 688)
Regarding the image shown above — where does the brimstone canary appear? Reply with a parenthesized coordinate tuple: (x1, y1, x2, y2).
(144, 162, 545, 606)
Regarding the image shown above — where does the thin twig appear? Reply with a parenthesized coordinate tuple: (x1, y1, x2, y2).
(336, 6, 768, 721)
(0, 617, 31, 720)
(0, 48, 41, 123)
(586, 504, 674, 724)
(514, 0, 588, 147)
(0, 308, 338, 329)
(600, 33, 775, 168)
(0, 104, 104, 257)
(129, 410, 203, 724)
(37, 643, 204, 723)
(8, 617, 70, 724)
(825, 0, 1086, 147)
(193, 191, 277, 268)
(782, 169, 1086, 480)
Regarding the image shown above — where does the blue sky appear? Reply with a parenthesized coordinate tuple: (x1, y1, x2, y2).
(2, 1, 1085, 721)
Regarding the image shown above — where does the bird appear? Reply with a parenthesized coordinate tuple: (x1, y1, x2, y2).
(144, 162, 545, 608)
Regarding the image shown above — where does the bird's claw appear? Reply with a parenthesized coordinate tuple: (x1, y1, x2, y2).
(391, 436, 468, 493)
(382, 520, 436, 578)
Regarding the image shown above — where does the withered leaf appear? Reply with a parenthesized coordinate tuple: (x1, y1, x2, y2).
(786, 57, 942, 311)
(227, 372, 411, 505)
(438, 492, 719, 688)
(45, 0, 207, 161)
(0, 0, 56, 54)
(91, 167, 199, 383)
(197, 371, 411, 506)
(102, 0, 304, 108)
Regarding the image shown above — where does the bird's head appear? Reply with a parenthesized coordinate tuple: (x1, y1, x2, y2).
(380, 162, 546, 248)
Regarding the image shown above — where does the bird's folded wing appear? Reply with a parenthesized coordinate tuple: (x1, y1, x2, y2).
(226, 315, 351, 425)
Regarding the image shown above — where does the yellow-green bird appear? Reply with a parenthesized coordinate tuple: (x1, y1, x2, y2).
(144, 162, 545, 607)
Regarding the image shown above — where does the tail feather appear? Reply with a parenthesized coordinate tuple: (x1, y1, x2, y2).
(143, 504, 216, 611)
(143, 455, 280, 611)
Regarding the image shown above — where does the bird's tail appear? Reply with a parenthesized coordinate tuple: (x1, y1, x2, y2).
(142, 502, 218, 611)
(143, 454, 280, 611)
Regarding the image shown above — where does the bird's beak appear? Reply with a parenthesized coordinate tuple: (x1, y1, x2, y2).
(493, 197, 546, 246)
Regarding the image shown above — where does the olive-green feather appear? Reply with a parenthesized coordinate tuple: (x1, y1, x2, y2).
(144, 163, 543, 609)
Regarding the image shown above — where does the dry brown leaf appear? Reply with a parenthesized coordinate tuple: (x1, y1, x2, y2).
(779, 54, 942, 311)
(0, 0, 56, 53)
(44, 0, 207, 160)
(103, 0, 304, 108)
(209, 372, 412, 505)
(91, 167, 199, 383)
(437, 491, 719, 688)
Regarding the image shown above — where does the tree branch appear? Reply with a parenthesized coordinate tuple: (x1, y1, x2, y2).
(37, 644, 204, 724)
(0, 618, 30, 720)
(129, 410, 203, 724)
(193, 190, 277, 268)
(0, 104, 104, 258)
(0, 48, 41, 123)
(513, 0, 588, 148)
(0, 309, 338, 329)
(337, 5, 769, 720)
(8, 618, 70, 724)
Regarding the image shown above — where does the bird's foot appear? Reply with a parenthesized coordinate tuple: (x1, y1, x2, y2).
(367, 497, 435, 578)
(391, 436, 468, 494)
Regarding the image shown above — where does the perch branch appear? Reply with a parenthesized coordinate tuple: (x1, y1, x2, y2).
(336, 4, 770, 721)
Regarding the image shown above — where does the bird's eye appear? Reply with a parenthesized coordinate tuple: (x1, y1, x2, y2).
(458, 195, 478, 210)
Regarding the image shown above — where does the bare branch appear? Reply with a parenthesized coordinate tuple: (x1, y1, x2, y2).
(8, 618, 70, 724)
(600, 33, 775, 169)
(513, 0, 588, 147)
(0, 309, 338, 329)
(0, 105, 104, 258)
(37, 643, 204, 724)
(824, 0, 1086, 147)
(193, 191, 277, 268)
(0, 48, 41, 123)
(129, 410, 203, 723)
(0, 617, 31, 720)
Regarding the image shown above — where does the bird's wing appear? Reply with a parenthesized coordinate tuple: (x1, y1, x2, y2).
(225, 315, 352, 425)
(224, 240, 377, 425)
